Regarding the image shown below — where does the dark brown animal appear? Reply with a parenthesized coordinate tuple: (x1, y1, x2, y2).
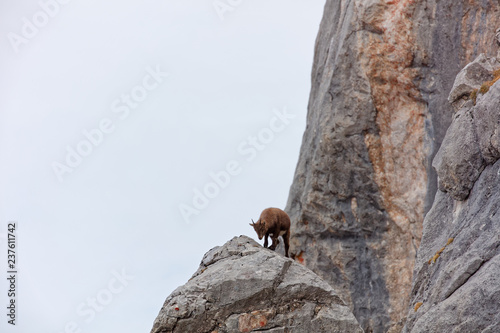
(250, 207, 291, 257)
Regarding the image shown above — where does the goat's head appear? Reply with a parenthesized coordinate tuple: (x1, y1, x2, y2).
(249, 219, 266, 240)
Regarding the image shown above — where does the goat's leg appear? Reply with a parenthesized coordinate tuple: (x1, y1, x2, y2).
(284, 230, 290, 258)
(269, 236, 279, 250)
(263, 234, 269, 248)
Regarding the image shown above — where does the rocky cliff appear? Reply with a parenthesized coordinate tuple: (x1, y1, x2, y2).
(284, 0, 500, 332)
(403, 56, 500, 332)
(150, 236, 363, 333)
(152, 1, 500, 332)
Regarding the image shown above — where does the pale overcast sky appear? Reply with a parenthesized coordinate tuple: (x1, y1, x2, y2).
(0, 1, 326, 332)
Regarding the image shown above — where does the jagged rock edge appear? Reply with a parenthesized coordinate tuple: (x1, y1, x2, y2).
(161, 244, 347, 332)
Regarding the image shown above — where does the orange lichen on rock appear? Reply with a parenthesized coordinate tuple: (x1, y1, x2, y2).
(431, 253, 440, 264)
(361, 0, 427, 327)
(295, 251, 305, 264)
(471, 89, 478, 105)
(414, 302, 423, 312)
(429, 238, 455, 264)
(362, 0, 426, 239)
(238, 310, 270, 333)
(478, 69, 500, 96)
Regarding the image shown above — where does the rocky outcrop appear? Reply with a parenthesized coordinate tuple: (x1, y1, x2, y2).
(447, 54, 500, 111)
(284, 0, 500, 332)
(431, 106, 484, 201)
(150, 236, 363, 333)
(404, 75, 500, 332)
(434, 54, 500, 200)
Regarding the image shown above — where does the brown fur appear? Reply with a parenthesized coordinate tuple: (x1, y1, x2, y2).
(250, 207, 291, 257)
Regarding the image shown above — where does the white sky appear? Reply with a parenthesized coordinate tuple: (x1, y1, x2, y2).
(0, 1, 326, 332)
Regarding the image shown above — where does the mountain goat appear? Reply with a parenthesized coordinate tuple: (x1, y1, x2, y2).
(250, 207, 290, 257)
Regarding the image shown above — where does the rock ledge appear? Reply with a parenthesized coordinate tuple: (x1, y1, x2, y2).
(150, 236, 363, 333)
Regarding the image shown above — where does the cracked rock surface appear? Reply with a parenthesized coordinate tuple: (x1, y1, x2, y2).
(404, 68, 500, 332)
(150, 236, 363, 333)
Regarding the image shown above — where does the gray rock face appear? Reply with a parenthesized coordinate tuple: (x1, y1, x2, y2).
(434, 80, 500, 200)
(404, 71, 500, 332)
(432, 106, 485, 200)
(284, 0, 500, 331)
(475, 82, 500, 164)
(404, 165, 500, 333)
(150, 236, 363, 333)
(447, 54, 500, 109)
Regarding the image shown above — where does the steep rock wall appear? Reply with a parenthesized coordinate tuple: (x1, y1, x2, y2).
(285, 0, 500, 332)
(404, 76, 500, 333)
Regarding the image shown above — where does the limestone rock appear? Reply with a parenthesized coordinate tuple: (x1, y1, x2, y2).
(447, 54, 500, 109)
(432, 107, 485, 200)
(403, 62, 500, 332)
(475, 81, 500, 164)
(433, 79, 500, 200)
(150, 236, 363, 333)
(403, 161, 500, 333)
(285, 0, 500, 332)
